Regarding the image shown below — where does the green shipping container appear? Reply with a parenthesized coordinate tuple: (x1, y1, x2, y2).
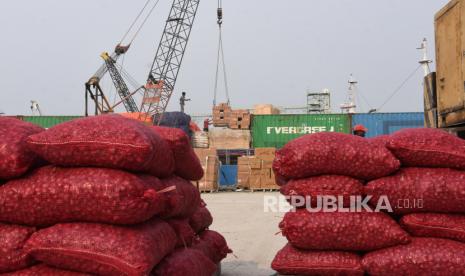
(23, 116, 83, 128)
(251, 114, 351, 148)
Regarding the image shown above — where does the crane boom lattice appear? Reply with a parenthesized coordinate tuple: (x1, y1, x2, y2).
(141, 0, 200, 122)
(101, 53, 140, 113)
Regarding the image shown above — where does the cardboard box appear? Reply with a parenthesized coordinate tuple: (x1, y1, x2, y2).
(212, 103, 232, 127)
(255, 148, 276, 157)
(209, 129, 251, 149)
(249, 174, 261, 189)
(261, 160, 273, 169)
(238, 165, 251, 173)
(249, 158, 262, 169)
(193, 150, 220, 192)
(253, 104, 280, 115)
(237, 172, 250, 189)
(228, 109, 251, 129)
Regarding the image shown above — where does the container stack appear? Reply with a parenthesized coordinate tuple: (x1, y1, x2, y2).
(271, 129, 465, 275)
(0, 115, 231, 275)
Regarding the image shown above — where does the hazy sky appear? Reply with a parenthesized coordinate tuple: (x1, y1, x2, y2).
(0, 0, 449, 115)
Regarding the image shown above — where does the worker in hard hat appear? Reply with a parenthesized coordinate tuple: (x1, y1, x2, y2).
(353, 125, 367, 137)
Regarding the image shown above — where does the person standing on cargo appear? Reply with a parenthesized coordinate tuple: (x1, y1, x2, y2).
(179, 92, 190, 113)
(353, 125, 367, 137)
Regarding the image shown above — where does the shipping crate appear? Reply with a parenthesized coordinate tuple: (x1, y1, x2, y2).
(435, 0, 465, 127)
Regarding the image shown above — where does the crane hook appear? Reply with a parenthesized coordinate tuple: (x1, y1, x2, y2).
(217, 8, 223, 26)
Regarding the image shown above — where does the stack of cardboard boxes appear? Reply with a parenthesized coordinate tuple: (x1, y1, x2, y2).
(209, 128, 251, 149)
(253, 104, 281, 115)
(212, 103, 251, 129)
(212, 103, 232, 127)
(228, 109, 251, 129)
(193, 148, 219, 192)
(237, 148, 279, 191)
(254, 148, 279, 190)
(237, 156, 259, 189)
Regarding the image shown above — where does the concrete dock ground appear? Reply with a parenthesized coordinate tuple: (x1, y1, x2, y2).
(202, 191, 288, 276)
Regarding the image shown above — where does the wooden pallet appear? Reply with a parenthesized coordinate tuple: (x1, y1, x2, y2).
(250, 188, 279, 192)
(200, 189, 219, 194)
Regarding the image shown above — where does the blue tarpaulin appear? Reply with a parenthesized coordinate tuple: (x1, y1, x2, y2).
(219, 165, 237, 187)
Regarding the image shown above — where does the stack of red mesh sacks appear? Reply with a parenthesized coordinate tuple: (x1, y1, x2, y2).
(0, 115, 231, 276)
(271, 130, 465, 276)
(362, 128, 465, 275)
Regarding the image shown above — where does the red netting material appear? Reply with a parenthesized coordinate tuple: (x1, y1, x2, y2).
(400, 213, 465, 243)
(0, 223, 36, 273)
(273, 132, 400, 180)
(280, 209, 410, 251)
(26, 114, 174, 177)
(190, 230, 232, 264)
(366, 167, 465, 214)
(0, 117, 43, 180)
(387, 128, 465, 169)
(280, 175, 364, 208)
(367, 135, 391, 146)
(362, 238, 465, 276)
(152, 126, 203, 181)
(189, 203, 213, 234)
(145, 175, 201, 218)
(271, 243, 364, 276)
(24, 219, 176, 276)
(165, 218, 195, 248)
(0, 166, 166, 226)
(1, 264, 92, 276)
(151, 248, 217, 276)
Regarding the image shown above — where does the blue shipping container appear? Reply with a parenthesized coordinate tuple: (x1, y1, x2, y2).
(219, 165, 237, 187)
(352, 113, 424, 138)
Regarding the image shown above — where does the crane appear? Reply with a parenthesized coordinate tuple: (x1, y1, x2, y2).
(84, 0, 201, 125)
(85, 45, 130, 116)
(100, 52, 141, 113)
(84, 0, 159, 116)
(140, 0, 201, 123)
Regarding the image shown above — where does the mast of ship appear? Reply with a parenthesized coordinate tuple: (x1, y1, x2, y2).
(340, 74, 357, 114)
(417, 38, 432, 77)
